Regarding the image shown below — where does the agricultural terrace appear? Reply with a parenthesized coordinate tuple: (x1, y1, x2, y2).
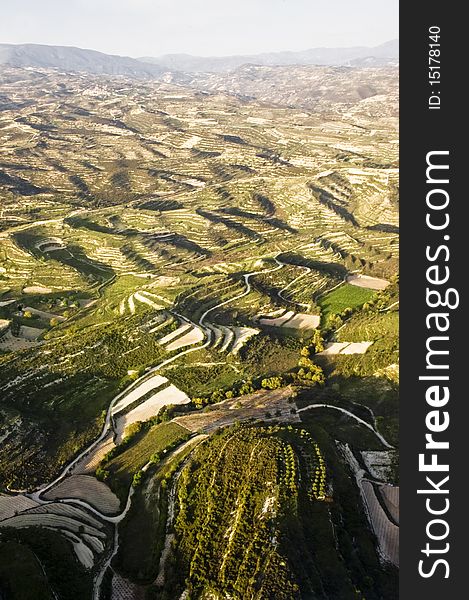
(0, 63, 398, 600)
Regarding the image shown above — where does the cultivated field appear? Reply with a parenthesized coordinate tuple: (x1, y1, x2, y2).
(0, 59, 398, 599)
(43, 474, 120, 515)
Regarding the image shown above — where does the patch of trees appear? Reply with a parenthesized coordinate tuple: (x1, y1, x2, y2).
(309, 183, 359, 227)
(219, 206, 297, 233)
(278, 252, 347, 280)
(252, 192, 275, 216)
(196, 208, 261, 241)
(137, 199, 184, 211)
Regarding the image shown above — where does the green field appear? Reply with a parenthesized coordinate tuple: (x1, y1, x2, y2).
(104, 421, 190, 493)
(318, 283, 375, 321)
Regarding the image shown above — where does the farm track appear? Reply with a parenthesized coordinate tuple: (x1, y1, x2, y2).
(297, 403, 393, 449)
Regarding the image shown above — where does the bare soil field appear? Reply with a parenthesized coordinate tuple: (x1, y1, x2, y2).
(259, 311, 319, 329)
(259, 311, 295, 327)
(72, 433, 116, 474)
(0, 493, 38, 521)
(112, 375, 168, 415)
(158, 324, 191, 346)
(283, 313, 320, 329)
(22, 285, 53, 294)
(379, 484, 399, 525)
(19, 325, 44, 340)
(164, 326, 204, 352)
(43, 474, 120, 515)
(347, 274, 390, 290)
(0, 330, 40, 351)
(173, 386, 298, 433)
(114, 384, 190, 442)
(231, 327, 259, 354)
(361, 480, 399, 566)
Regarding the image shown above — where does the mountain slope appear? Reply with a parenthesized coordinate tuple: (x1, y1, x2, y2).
(0, 43, 164, 78)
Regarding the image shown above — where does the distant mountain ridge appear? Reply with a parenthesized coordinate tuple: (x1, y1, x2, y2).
(0, 40, 398, 77)
(0, 43, 164, 78)
(141, 39, 399, 72)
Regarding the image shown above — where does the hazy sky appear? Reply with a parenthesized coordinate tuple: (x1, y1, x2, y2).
(0, 0, 398, 57)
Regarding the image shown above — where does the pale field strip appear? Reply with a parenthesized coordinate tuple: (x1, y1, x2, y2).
(180, 135, 202, 148)
(218, 325, 234, 353)
(379, 485, 399, 525)
(282, 313, 320, 330)
(128, 294, 136, 315)
(133, 292, 165, 310)
(259, 310, 295, 327)
(346, 274, 390, 290)
(165, 326, 205, 352)
(23, 285, 53, 294)
(25, 502, 104, 529)
(0, 300, 15, 307)
(0, 513, 104, 538)
(339, 342, 374, 355)
(259, 311, 320, 330)
(115, 384, 190, 442)
(231, 327, 259, 354)
(361, 481, 399, 566)
(149, 315, 173, 334)
(318, 342, 373, 356)
(158, 323, 192, 346)
(71, 433, 116, 475)
(111, 374, 168, 415)
(0, 493, 39, 521)
(318, 342, 350, 355)
(60, 529, 95, 569)
(43, 474, 120, 515)
(82, 533, 105, 553)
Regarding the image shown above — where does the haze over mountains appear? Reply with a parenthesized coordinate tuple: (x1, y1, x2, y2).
(142, 39, 399, 72)
(0, 40, 398, 77)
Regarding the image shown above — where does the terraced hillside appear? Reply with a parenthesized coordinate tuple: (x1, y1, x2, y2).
(0, 64, 398, 600)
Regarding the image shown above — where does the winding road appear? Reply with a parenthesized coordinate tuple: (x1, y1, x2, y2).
(14, 256, 391, 599)
(25, 258, 285, 599)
